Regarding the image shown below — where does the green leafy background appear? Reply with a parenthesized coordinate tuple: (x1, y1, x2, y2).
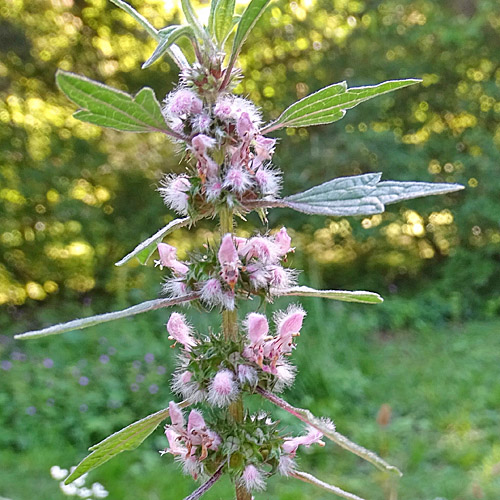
(1, 0, 500, 499)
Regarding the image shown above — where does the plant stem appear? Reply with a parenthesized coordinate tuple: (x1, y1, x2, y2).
(219, 207, 251, 500)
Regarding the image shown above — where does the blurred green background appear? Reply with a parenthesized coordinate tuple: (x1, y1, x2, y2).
(1, 0, 500, 498)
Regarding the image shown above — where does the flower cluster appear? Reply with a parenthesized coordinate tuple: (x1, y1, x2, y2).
(159, 86, 281, 217)
(162, 401, 221, 480)
(157, 228, 296, 311)
(50, 465, 108, 498)
(167, 304, 304, 406)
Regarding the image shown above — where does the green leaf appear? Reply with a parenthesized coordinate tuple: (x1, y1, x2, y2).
(108, 0, 159, 40)
(142, 25, 195, 68)
(64, 402, 191, 485)
(276, 286, 383, 304)
(283, 173, 464, 217)
(209, 0, 236, 44)
(14, 295, 199, 340)
(258, 388, 402, 476)
(180, 0, 212, 49)
(56, 70, 170, 133)
(115, 216, 193, 267)
(228, 0, 271, 65)
(263, 79, 421, 132)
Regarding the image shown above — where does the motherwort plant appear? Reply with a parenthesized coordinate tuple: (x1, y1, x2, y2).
(15, 1, 464, 499)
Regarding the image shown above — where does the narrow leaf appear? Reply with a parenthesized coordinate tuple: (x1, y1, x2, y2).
(291, 471, 367, 500)
(257, 387, 402, 476)
(115, 216, 193, 267)
(56, 71, 172, 134)
(275, 286, 383, 304)
(14, 294, 200, 340)
(229, 0, 271, 65)
(180, 0, 212, 48)
(65, 402, 191, 484)
(211, 0, 236, 44)
(142, 25, 195, 68)
(107, 0, 189, 69)
(282, 173, 464, 217)
(263, 79, 421, 132)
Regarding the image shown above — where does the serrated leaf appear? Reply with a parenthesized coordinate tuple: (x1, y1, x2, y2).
(283, 173, 464, 217)
(276, 286, 383, 304)
(209, 0, 236, 44)
(65, 402, 191, 484)
(56, 71, 169, 133)
(14, 294, 199, 340)
(142, 25, 195, 68)
(263, 79, 421, 132)
(228, 0, 271, 66)
(115, 217, 193, 267)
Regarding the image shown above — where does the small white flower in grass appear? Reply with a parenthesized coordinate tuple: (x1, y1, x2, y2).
(59, 482, 78, 496)
(240, 464, 266, 491)
(91, 482, 109, 498)
(50, 465, 68, 480)
(166, 313, 197, 351)
(208, 369, 239, 407)
(77, 487, 92, 498)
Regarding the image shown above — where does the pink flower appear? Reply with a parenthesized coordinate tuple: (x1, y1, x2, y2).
(166, 313, 197, 350)
(218, 234, 240, 288)
(255, 166, 281, 196)
(240, 464, 266, 491)
(254, 135, 276, 161)
(222, 167, 253, 193)
(274, 227, 292, 256)
(155, 243, 189, 275)
(241, 236, 279, 264)
(167, 88, 202, 116)
(168, 401, 185, 430)
(207, 369, 239, 407)
(237, 112, 255, 140)
(282, 427, 325, 456)
(162, 278, 188, 298)
(268, 265, 290, 289)
(278, 455, 297, 477)
(247, 262, 269, 289)
(200, 278, 224, 308)
(237, 364, 258, 386)
(245, 313, 269, 344)
(159, 175, 191, 215)
(165, 428, 186, 456)
(276, 305, 306, 349)
(191, 134, 216, 154)
(205, 180, 222, 201)
(192, 113, 211, 132)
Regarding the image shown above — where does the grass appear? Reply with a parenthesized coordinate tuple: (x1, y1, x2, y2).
(1, 299, 500, 500)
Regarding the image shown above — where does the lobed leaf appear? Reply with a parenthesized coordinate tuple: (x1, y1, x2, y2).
(275, 285, 383, 304)
(14, 294, 200, 340)
(56, 71, 170, 133)
(115, 216, 193, 267)
(228, 0, 271, 66)
(65, 402, 191, 484)
(283, 173, 464, 217)
(262, 79, 421, 132)
(142, 25, 195, 68)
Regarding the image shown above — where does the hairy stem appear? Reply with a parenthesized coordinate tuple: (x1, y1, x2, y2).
(183, 460, 227, 500)
(219, 207, 251, 500)
(291, 471, 366, 500)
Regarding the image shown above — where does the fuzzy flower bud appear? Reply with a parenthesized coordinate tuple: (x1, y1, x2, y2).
(191, 134, 216, 154)
(166, 313, 197, 350)
(159, 175, 191, 215)
(245, 313, 269, 344)
(207, 369, 239, 407)
(222, 167, 253, 193)
(255, 166, 281, 196)
(240, 464, 266, 491)
(156, 243, 189, 275)
(167, 88, 202, 116)
(276, 306, 306, 348)
(237, 364, 259, 386)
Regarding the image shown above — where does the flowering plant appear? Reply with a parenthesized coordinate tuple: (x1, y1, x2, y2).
(15, 1, 463, 499)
